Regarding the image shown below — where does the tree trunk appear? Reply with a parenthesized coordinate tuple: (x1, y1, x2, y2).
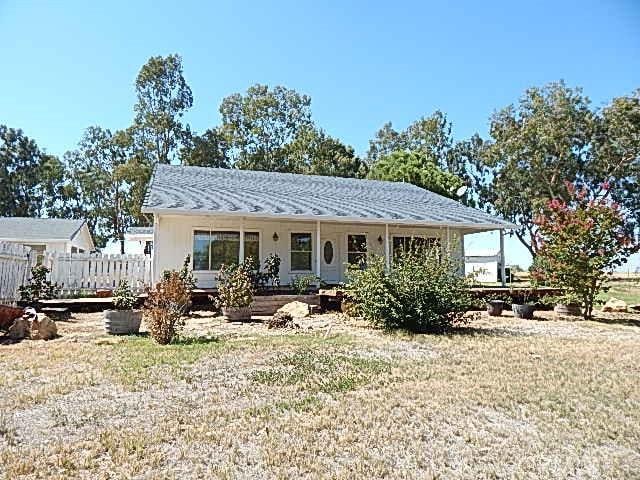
(120, 238, 125, 254)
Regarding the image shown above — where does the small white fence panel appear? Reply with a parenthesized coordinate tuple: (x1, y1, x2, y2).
(0, 242, 31, 305)
(38, 252, 152, 295)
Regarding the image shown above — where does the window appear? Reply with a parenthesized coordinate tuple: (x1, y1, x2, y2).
(193, 231, 211, 270)
(392, 236, 439, 261)
(291, 233, 312, 271)
(25, 244, 45, 265)
(193, 230, 260, 271)
(210, 231, 240, 270)
(347, 234, 367, 265)
(323, 240, 334, 264)
(244, 232, 260, 263)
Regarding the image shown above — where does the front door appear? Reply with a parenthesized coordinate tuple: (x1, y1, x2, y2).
(320, 235, 340, 284)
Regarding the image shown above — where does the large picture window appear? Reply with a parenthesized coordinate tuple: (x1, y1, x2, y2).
(291, 233, 312, 271)
(193, 230, 260, 271)
(347, 234, 367, 265)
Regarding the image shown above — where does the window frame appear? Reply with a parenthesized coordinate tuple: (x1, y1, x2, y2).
(346, 233, 368, 266)
(289, 231, 314, 273)
(192, 228, 262, 272)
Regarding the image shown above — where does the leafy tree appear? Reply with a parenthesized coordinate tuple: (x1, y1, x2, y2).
(531, 182, 638, 319)
(472, 82, 640, 257)
(220, 84, 312, 171)
(64, 126, 136, 251)
(593, 89, 640, 224)
(285, 127, 367, 177)
(179, 127, 230, 168)
(0, 125, 65, 217)
(472, 82, 598, 256)
(367, 151, 463, 198)
(133, 54, 193, 165)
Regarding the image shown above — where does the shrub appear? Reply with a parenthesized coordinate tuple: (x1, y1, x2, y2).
(263, 253, 281, 288)
(144, 271, 191, 345)
(19, 265, 60, 302)
(216, 263, 254, 309)
(345, 247, 474, 333)
(162, 255, 197, 292)
(112, 280, 137, 310)
(290, 273, 318, 295)
(531, 182, 639, 319)
(267, 311, 297, 329)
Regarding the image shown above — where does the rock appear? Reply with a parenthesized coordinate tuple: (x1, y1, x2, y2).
(629, 304, 640, 313)
(601, 297, 627, 313)
(277, 301, 310, 318)
(267, 311, 298, 329)
(30, 315, 58, 340)
(7, 318, 30, 340)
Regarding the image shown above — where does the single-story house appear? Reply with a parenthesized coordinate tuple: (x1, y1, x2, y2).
(124, 226, 154, 255)
(142, 165, 515, 288)
(0, 217, 94, 259)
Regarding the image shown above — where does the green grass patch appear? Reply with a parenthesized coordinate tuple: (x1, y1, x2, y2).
(102, 335, 227, 386)
(250, 348, 392, 394)
(598, 279, 640, 305)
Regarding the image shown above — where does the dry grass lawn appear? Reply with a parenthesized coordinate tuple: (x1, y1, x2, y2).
(1, 308, 639, 479)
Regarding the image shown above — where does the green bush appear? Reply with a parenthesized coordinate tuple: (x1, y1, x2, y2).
(290, 273, 318, 295)
(345, 248, 474, 333)
(216, 263, 254, 309)
(112, 279, 137, 310)
(19, 264, 60, 302)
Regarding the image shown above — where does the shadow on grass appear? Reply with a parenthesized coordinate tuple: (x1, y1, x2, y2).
(586, 316, 640, 328)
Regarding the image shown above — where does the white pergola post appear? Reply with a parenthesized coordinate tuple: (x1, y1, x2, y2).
(446, 226, 451, 255)
(316, 220, 321, 287)
(499, 228, 506, 287)
(239, 217, 245, 263)
(384, 223, 390, 270)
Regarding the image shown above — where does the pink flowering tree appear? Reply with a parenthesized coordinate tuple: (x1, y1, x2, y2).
(531, 182, 638, 319)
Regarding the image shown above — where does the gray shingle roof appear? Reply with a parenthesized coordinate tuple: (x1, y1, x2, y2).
(126, 227, 154, 235)
(0, 217, 87, 241)
(142, 165, 514, 229)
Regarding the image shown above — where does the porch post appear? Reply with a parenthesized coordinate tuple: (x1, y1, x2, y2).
(446, 226, 451, 254)
(239, 217, 245, 263)
(499, 228, 506, 287)
(384, 223, 390, 270)
(152, 214, 159, 283)
(316, 220, 321, 287)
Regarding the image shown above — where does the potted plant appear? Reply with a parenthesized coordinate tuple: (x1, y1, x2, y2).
(104, 279, 142, 334)
(485, 293, 508, 317)
(216, 263, 254, 321)
(549, 293, 582, 317)
(511, 288, 535, 319)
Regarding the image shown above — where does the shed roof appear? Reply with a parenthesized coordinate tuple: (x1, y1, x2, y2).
(142, 165, 514, 229)
(0, 217, 87, 241)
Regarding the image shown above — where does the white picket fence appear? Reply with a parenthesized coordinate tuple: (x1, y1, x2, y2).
(37, 252, 152, 295)
(0, 242, 31, 305)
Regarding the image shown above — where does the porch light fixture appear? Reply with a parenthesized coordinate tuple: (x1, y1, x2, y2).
(272, 232, 279, 242)
(377, 235, 383, 245)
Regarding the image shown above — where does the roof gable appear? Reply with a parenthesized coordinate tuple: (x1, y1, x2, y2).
(0, 217, 87, 241)
(143, 165, 514, 228)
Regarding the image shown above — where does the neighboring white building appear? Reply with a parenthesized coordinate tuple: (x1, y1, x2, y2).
(142, 165, 515, 288)
(465, 249, 501, 283)
(124, 227, 154, 255)
(0, 217, 95, 259)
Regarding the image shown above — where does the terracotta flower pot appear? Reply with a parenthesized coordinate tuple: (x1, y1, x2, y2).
(512, 304, 534, 319)
(222, 306, 252, 321)
(104, 309, 142, 334)
(486, 300, 504, 317)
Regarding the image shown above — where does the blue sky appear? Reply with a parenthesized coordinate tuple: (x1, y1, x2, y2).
(1, 0, 639, 267)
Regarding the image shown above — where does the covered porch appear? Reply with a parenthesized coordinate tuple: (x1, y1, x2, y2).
(151, 213, 508, 288)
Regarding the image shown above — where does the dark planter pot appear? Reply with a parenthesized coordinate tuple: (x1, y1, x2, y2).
(104, 309, 142, 334)
(486, 300, 504, 317)
(222, 306, 252, 321)
(554, 304, 581, 317)
(512, 304, 535, 319)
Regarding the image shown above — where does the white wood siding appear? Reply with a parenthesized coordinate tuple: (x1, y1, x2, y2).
(154, 214, 465, 288)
